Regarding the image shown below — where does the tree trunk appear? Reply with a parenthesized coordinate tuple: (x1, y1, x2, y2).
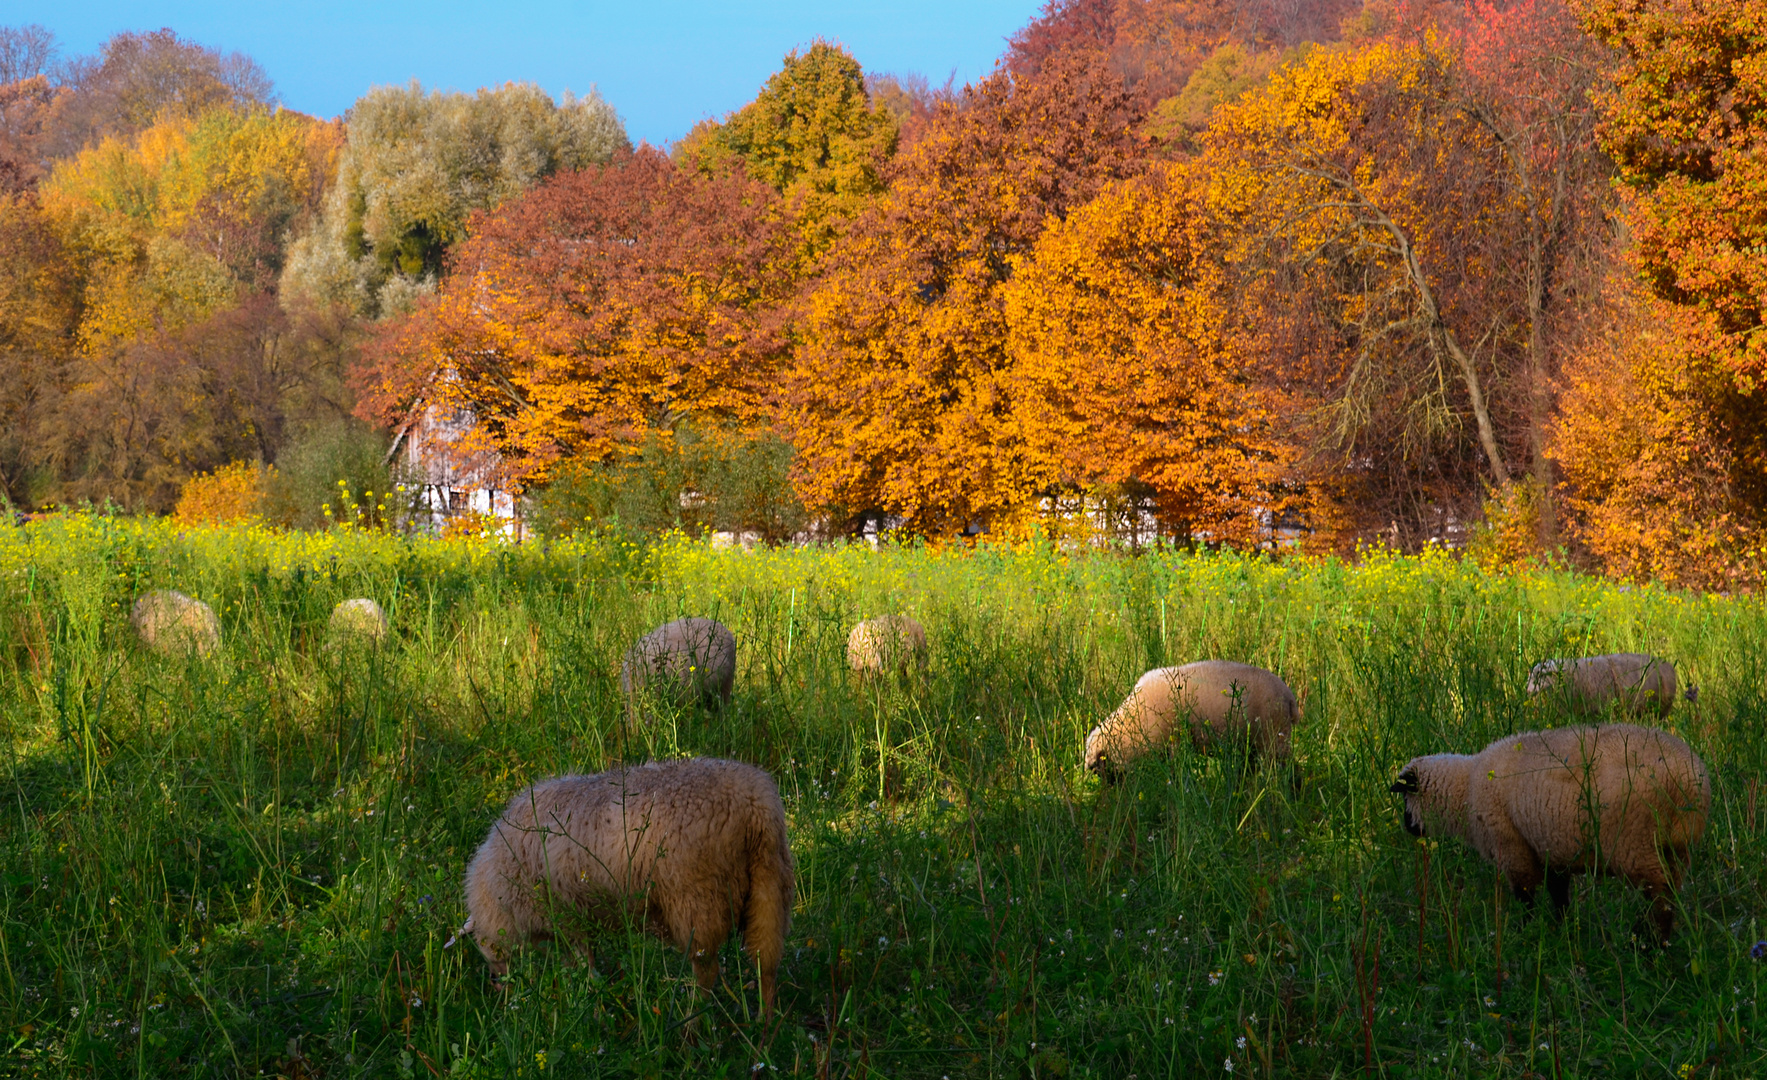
(1526, 233, 1554, 541)
(1302, 166, 1513, 488)
(1380, 206, 1511, 487)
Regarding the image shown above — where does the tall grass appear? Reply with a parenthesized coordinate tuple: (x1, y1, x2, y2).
(0, 516, 1760, 1077)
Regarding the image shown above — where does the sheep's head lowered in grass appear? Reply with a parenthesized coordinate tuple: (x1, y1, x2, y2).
(1388, 753, 1474, 843)
(1389, 768, 1424, 836)
(619, 617, 737, 724)
(1084, 661, 1298, 781)
(1524, 652, 1681, 718)
(846, 615, 928, 677)
(1524, 660, 1564, 695)
(131, 590, 221, 657)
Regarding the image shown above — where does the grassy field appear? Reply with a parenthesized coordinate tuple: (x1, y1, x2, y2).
(0, 515, 1760, 1078)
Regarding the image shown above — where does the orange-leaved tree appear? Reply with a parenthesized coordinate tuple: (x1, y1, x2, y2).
(1550, 272, 1761, 587)
(1561, 0, 1767, 582)
(785, 52, 1144, 536)
(357, 146, 794, 488)
(1003, 160, 1294, 544)
(1580, 0, 1767, 390)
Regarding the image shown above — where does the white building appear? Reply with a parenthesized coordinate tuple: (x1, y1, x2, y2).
(393, 406, 521, 537)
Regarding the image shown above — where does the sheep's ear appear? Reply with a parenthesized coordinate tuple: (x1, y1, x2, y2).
(1389, 769, 1420, 794)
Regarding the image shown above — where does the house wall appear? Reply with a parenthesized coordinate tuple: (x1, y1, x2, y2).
(402, 407, 520, 537)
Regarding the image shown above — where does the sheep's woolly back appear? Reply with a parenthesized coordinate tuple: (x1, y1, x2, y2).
(330, 598, 389, 641)
(620, 618, 737, 717)
(464, 757, 794, 1013)
(846, 615, 928, 675)
(131, 590, 221, 657)
(1083, 660, 1298, 775)
(1395, 724, 1710, 898)
(1526, 653, 1678, 718)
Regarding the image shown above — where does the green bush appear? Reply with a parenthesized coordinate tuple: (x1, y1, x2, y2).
(268, 418, 416, 529)
(696, 426, 809, 543)
(529, 424, 807, 542)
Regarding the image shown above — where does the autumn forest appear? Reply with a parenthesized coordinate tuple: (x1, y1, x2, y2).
(1, 0, 1762, 587)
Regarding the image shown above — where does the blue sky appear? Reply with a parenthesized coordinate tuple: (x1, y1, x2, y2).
(20, 1, 1042, 146)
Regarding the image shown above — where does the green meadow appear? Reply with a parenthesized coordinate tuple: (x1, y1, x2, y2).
(0, 516, 1760, 1078)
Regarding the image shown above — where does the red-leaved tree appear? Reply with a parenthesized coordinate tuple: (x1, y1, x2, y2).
(356, 147, 793, 487)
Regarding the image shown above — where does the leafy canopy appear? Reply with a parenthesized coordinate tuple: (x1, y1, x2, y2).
(358, 147, 792, 488)
(785, 52, 1145, 535)
(676, 41, 897, 259)
(281, 80, 628, 318)
(1003, 160, 1294, 543)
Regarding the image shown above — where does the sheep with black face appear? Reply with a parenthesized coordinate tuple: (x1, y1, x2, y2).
(1391, 723, 1710, 943)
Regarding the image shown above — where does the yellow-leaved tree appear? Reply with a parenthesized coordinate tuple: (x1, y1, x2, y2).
(675, 41, 898, 264)
(40, 104, 341, 346)
(32, 104, 346, 508)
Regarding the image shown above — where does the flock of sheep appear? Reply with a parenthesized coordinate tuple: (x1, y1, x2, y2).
(129, 590, 1713, 1022)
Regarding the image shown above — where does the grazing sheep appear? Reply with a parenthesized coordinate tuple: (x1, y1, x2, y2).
(846, 615, 927, 676)
(131, 590, 221, 657)
(1526, 652, 1686, 718)
(620, 618, 737, 722)
(1083, 660, 1299, 779)
(1390, 723, 1710, 943)
(463, 758, 795, 1018)
(329, 598, 389, 641)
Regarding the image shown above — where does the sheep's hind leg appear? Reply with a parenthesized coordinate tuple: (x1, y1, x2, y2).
(691, 949, 721, 997)
(688, 949, 722, 1037)
(1546, 867, 1571, 917)
(1647, 893, 1676, 946)
(1634, 880, 1677, 947)
(1503, 858, 1544, 907)
(559, 933, 594, 976)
